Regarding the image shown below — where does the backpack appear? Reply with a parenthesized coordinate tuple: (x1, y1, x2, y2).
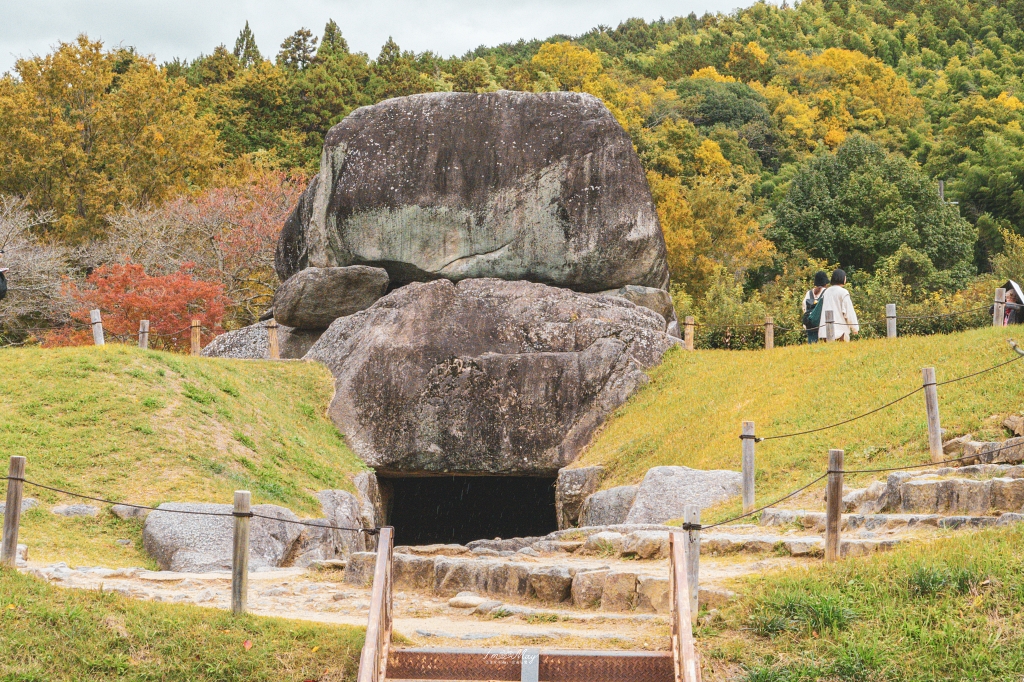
(803, 290, 824, 329)
(0, 270, 7, 301)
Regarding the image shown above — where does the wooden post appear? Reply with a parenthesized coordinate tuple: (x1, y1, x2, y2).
(683, 505, 700, 625)
(190, 319, 201, 356)
(922, 367, 943, 462)
(267, 320, 280, 360)
(764, 316, 774, 350)
(90, 309, 105, 346)
(138, 320, 150, 349)
(994, 288, 1007, 327)
(825, 449, 843, 562)
(1, 456, 26, 567)
(824, 309, 836, 343)
(885, 304, 897, 339)
(683, 316, 694, 352)
(669, 532, 701, 682)
(741, 421, 755, 514)
(231, 490, 251, 615)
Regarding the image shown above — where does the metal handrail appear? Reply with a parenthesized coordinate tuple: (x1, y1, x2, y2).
(357, 526, 394, 682)
(669, 532, 701, 682)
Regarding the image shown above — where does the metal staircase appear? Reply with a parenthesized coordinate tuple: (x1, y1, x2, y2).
(355, 528, 700, 682)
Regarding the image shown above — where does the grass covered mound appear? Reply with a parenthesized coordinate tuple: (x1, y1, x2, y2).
(0, 567, 362, 681)
(578, 326, 1024, 519)
(0, 345, 365, 566)
(708, 524, 1024, 681)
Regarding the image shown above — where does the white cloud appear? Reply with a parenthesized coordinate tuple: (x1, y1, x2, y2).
(0, 0, 751, 73)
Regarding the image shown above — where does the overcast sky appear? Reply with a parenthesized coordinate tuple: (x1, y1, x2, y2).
(1, 0, 755, 74)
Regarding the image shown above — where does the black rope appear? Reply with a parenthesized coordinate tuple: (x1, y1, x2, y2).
(6, 477, 377, 534)
(936, 353, 1024, 386)
(840, 439, 1024, 474)
(756, 387, 923, 442)
(701, 472, 829, 530)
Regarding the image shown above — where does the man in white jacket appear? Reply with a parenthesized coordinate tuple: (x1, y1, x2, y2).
(820, 269, 859, 341)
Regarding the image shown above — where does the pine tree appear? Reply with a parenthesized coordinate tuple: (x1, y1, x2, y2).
(277, 28, 318, 70)
(317, 19, 349, 60)
(233, 21, 262, 68)
(377, 37, 401, 67)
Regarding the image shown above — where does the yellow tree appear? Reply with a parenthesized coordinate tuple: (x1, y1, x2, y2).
(647, 144, 773, 299)
(0, 36, 222, 242)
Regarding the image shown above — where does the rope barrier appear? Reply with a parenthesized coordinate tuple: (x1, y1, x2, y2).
(936, 352, 1024, 386)
(755, 387, 924, 442)
(689, 304, 992, 333)
(7, 477, 378, 534)
(702, 438, 1024, 529)
(701, 472, 830, 530)
(754, 349, 1023, 442)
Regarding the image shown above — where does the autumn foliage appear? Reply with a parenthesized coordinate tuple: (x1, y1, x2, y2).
(45, 263, 228, 351)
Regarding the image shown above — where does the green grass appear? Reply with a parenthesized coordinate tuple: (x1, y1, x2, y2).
(0, 567, 362, 681)
(0, 345, 366, 566)
(705, 525, 1024, 681)
(578, 326, 1024, 521)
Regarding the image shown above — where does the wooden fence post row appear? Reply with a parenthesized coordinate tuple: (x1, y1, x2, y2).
(231, 490, 251, 615)
(741, 421, 755, 514)
(90, 309, 104, 346)
(886, 304, 897, 339)
(683, 505, 700, 626)
(683, 316, 694, 351)
(994, 288, 1006, 327)
(1, 456, 26, 567)
(922, 367, 943, 463)
(825, 448, 844, 562)
(267, 320, 281, 360)
(190, 319, 202, 356)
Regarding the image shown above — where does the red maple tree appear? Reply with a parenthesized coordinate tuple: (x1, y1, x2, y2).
(45, 262, 228, 352)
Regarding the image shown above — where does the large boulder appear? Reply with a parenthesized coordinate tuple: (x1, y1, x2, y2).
(593, 286, 677, 330)
(276, 91, 669, 294)
(625, 466, 742, 524)
(273, 266, 389, 330)
(290, 489, 369, 567)
(555, 466, 604, 529)
(578, 486, 637, 526)
(200, 322, 321, 360)
(142, 503, 302, 572)
(305, 278, 678, 475)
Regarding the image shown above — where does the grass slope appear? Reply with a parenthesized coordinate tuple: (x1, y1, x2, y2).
(0, 567, 362, 681)
(709, 524, 1024, 681)
(578, 326, 1024, 521)
(0, 345, 365, 567)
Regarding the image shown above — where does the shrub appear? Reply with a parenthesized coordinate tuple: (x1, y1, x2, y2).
(44, 262, 227, 352)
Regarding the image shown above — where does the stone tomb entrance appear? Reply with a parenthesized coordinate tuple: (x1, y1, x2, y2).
(379, 475, 557, 546)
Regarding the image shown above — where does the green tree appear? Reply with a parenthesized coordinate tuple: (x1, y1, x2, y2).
(317, 20, 349, 60)
(277, 28, 318, 71)
(771, 135, 976, 286)
(370, 37, 433, 100)
(233, 21, 262, 68)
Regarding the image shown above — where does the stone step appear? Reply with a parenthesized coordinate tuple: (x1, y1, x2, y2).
(760, 508, 1024, 531)
(344, 551, 736, 613)
(701, 534, 902, 558)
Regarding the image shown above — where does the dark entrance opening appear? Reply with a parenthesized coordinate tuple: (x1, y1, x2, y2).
(380, 475, 557, 546)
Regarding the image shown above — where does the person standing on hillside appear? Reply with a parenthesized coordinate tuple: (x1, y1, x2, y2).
(820, 269, 859, 341)
(802, 271, 829, 343)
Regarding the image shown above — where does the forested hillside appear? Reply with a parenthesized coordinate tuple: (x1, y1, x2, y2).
(3, 0, 1024, 343)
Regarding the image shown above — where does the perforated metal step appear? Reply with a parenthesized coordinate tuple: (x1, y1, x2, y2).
(387, 647, 674, 681)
